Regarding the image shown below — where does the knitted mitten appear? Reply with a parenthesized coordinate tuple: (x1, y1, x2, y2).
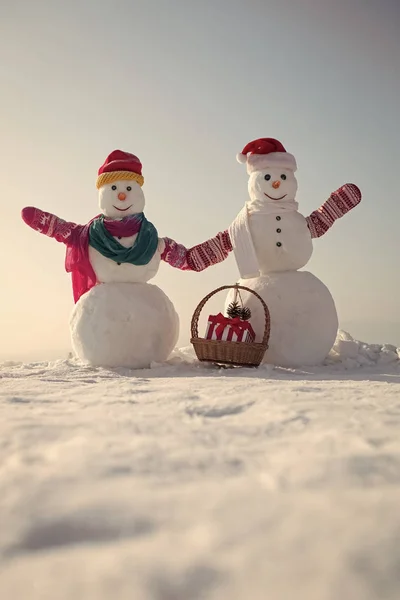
(161, 238, 189, 269)
(21, 207, 78, 243)
(306, 183, 362, 238)
(162, 231, 232, 272)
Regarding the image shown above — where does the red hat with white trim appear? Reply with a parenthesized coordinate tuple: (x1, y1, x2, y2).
(237, 138, 297, 174)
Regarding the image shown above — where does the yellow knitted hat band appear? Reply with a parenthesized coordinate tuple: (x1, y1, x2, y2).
(96, 170, 145, 190)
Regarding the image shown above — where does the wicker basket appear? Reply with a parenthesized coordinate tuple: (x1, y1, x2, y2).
(190, 284, 270, 367)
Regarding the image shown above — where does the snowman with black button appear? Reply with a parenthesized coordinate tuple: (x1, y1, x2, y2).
(21, 150, 179, 369)
(226, 138, 362, 367)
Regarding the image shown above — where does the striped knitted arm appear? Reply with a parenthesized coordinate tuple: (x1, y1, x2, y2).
(306, 184, 362, 239)
(21, 207, 79, 244)
(187, 230, 232, 271)
(161, 231, 233, 272)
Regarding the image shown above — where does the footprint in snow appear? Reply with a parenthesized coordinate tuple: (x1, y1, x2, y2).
(186, 402, 254, 419)
(6, 513, 155, 557)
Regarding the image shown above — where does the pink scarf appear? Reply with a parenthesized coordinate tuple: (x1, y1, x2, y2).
(65, 215, 142, 303)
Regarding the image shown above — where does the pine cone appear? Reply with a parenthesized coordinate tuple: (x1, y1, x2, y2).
(227, 301, 241, 319)
(239, 306, 252, 321)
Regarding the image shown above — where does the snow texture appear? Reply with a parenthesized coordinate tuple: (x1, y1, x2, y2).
(1, 330, 400, 600)
(226, 271, 339, 367)
(70, 282, 179, 368)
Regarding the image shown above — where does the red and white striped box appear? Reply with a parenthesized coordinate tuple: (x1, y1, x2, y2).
(205, 313, 255, 343)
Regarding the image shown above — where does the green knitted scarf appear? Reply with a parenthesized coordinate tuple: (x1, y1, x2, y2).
(89, 213, 158, 265)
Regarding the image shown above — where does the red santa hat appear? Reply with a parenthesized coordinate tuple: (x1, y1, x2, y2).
(237, 138, 297, 174)
(96, 150, 144, 189)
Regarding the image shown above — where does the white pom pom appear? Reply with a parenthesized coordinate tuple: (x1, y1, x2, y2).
(236, 152, 247, 164)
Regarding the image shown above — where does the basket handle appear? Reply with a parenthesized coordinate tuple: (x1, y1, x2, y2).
(191, 284, 271, 347)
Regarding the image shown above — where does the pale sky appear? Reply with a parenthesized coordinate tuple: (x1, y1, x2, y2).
(1, 0, 399, 360)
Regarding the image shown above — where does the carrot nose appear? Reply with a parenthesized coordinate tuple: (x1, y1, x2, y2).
(272, 180, 281, 189)
(118, 192, 127, 201)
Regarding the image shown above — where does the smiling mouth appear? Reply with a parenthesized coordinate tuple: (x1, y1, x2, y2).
(113, 205, 133, 212)
(264, 193, 287, 201)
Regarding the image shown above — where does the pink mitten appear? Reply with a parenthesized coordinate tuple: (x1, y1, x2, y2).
(161, 231, 232, 271)
(307, 184, 362, 238)
(22, 207, 78, 243)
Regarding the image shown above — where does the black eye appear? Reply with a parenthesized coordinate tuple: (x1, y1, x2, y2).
(111, 185, 117, 190)
(126, 186, 132, 191)
(281, 174, 287, 180)
(264, 174, 271, 181)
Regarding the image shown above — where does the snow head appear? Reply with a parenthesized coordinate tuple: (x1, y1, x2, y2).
(96, 149, 146, 219)
(248, 167, 298, 205)
(98, 181, 145, 218)
(237, 137, 298, 207)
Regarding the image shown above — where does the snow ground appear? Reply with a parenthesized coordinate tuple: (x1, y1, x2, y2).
(1, 336, 400, 600)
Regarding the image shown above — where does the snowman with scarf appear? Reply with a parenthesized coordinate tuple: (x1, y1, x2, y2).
(154, 137, 361, 368)
(21, 142, 362, 369)
(225, 137, 363, 367)
(21, 150, 179, 368)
